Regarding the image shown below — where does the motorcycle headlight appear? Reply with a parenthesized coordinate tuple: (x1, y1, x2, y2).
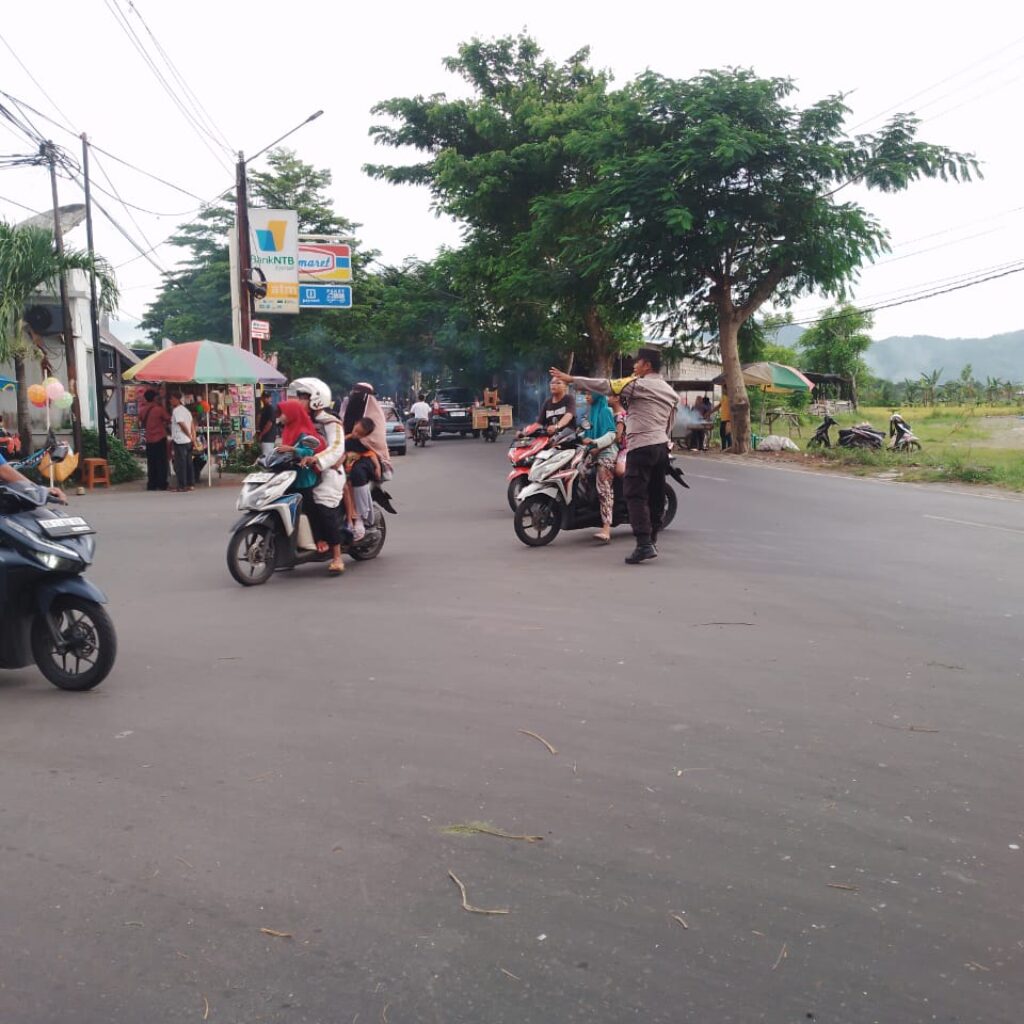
(5, 518, 83, 569)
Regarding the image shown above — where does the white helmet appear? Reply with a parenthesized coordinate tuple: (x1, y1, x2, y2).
(289, 377, 331, 411)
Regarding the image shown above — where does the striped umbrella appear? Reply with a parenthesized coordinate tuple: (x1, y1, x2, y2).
(123, 340, 284, 384)
(739, 362, 815, 393)
(123, 341, 284, 487)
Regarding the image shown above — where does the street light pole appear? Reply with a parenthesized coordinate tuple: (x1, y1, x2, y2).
(233, 112, 323, 355)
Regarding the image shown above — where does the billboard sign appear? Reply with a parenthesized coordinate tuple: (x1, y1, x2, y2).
(250, 209, 299, 314)
(298, 242, 352, 283)
(299, 285, 352, 308)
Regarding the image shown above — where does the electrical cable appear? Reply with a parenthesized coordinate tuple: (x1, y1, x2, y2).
(0, 192, 45, 215)
(125, 0, 234, 154)
(103, 0, 233, 173)
(0, 29, 79, 133)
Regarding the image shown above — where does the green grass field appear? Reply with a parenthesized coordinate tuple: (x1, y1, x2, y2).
(763, 404, 1024, 491)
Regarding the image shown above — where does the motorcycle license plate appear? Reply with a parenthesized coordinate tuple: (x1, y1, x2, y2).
(40, 516, 93, 537)
(244, 472, 273, 484)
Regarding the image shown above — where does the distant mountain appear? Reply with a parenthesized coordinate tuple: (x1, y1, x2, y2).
(865, 330, 1024, 383)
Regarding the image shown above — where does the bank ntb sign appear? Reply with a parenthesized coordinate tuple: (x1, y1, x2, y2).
(251, 209, 299, 314)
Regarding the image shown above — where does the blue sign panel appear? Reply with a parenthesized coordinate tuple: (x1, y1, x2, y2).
(299, 285, 352, 308)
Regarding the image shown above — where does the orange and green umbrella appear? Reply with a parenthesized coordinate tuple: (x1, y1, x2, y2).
(123, 339, 284, 384)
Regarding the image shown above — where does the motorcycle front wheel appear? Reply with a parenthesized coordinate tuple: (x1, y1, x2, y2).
(227, 523, 276, 586)
(31, 597, 117, 691)
(506, 475, 528, 512)
(661, 485, 678, 529)
(514, 494, 562, 546)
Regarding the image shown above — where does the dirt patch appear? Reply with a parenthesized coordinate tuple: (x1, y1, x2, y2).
(969, 416, 1024, 449)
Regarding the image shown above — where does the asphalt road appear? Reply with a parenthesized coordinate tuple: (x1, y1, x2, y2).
(1, 440, 1022, 1023)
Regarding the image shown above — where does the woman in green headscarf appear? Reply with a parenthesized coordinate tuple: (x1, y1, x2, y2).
(583, 392, 619, 542)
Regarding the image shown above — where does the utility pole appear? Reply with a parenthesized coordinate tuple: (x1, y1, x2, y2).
(235, 151, 253, 353)
(80, 134, 108, 459)
(42, 141, 82, 458)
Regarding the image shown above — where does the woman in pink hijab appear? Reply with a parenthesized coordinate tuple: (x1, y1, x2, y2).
(340, 382, 391, 537)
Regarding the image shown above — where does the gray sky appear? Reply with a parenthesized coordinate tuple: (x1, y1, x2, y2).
(2, 0, 1021, 345)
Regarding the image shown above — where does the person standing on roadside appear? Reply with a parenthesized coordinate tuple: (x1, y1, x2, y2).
(713, 384, 732, 452)
(140, 388, 171, 491)
(257, 391, 278, 459)
(169, 392, 196, 492)
(551, 347, 679, 564)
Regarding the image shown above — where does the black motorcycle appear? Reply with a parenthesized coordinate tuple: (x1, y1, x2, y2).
(806, 415, 837, 448)
(412, 419, 430, 448)
(481, 409, 502, 443)
(0, 481, 117, 690)
(838, 422, 885, 450)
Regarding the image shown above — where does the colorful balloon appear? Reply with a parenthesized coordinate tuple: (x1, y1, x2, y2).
(28, 384, 47, 407)
(45, 378, 65, 402)
(55, 392, 75, 410)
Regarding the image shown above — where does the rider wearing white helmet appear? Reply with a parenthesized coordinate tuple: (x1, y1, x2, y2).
(290, 377, 348, 574)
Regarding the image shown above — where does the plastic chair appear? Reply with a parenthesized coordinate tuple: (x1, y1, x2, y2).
(82, 458, 111, 490)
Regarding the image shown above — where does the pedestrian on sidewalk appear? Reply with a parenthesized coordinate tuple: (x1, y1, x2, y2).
(257, 391, 278, 459)
(169, 392, 195, 492)
(140, 389, 171, 491)
(551, 347, 679, 564)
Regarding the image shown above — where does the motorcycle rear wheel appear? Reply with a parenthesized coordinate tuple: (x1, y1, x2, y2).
(514, 494, 562, 546)
(349, 507, 387, 561)
(227, 524, 276, 586)
(31, 597, 117, 691)
(661, 485, 678, 529)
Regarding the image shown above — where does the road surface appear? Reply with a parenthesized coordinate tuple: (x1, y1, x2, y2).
(1, 441, 1021, 1023)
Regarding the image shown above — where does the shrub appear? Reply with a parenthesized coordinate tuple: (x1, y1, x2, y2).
(81, 429, 144, 484)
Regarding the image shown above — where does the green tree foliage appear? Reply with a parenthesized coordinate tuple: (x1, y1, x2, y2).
(798, 304, 875, 407)
(365, 34, 641, 374)
(560, 68, 979, 451)
(0, 221, 118, 448)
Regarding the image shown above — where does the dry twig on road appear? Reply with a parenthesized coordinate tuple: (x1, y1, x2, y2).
(670, 913, 689, 930)
(518, 729, 558, 755)
(259, 927, 293, 939)
(772, 943, 788, 970)
(826, 883, 860, 892)
(447, 871, 510, 915)
(443, 822, 544, 843)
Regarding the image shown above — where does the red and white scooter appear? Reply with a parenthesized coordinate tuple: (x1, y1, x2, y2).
(506, 423, 557, 510)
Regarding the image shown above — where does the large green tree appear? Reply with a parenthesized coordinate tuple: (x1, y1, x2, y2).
(798, 303, 874, 405)
(365, 34, 640, 374)
(0, 221, 118, 450)
(564, 69, 979, 451)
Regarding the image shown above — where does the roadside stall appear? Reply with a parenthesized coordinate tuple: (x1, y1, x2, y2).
(123, 340, 284, 486)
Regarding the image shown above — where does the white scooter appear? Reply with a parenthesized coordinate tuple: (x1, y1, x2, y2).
(226, 450, 394, 586)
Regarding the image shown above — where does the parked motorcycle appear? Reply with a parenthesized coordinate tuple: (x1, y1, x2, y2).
(838, 422, 885, 450)
(0, 480, 117, 690)
(226, 452, 396, 586)
(506, 423, 556, 510)
(806, 415, 837, 448)
(513, 429, 688, 547)
(888, 413, 922, 452)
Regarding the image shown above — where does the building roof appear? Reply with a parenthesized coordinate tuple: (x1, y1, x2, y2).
(100, 327, 140, 366)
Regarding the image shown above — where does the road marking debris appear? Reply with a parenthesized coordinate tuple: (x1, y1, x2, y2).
(923, 514, 1024, 536)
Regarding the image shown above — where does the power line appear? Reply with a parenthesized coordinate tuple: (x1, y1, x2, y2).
(125, 0, 234, 154)
(0, 192, 45, 215)
(850, 33, 1024, 130)
(0, 28, 78, 132)
(103, 0, 233, 174)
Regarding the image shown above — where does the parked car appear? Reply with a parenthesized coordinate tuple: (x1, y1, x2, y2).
(429, 386, 477, 438)
(381, 402, 407, 456)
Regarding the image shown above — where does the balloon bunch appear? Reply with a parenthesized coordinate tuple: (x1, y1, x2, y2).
(27, 377, 74, 410)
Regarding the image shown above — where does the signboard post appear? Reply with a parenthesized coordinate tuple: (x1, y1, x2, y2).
(251, 209, 299, 314)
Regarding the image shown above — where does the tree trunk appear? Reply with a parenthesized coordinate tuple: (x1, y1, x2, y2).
(717, 311, 751, 454)
(582, 307, 614, 377)
(14, 353, 32, 454)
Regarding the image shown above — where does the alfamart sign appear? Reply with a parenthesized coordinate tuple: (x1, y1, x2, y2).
(250, 209, 299, 314)
(298, 236, 353, 308)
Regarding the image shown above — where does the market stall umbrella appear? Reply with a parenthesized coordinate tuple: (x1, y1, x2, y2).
(123, 341, 285, 486)
(737, 362, 815, 393)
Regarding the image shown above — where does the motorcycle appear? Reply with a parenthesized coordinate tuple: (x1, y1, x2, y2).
(806, 414, 837, 448)
(838, 422, 885, 450)
(412, 419, 430, 448)
(506, 423, 557, 510)
(513, 429, 688, 547)
(226, 452, 396, 586)
(888, 413, 922, 452)
(481, 409, 502, 443)
(0, 480, 117, 690)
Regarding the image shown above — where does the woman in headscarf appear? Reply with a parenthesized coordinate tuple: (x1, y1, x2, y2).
(583, 392, 619, 543)
(276, 399, 325, 551)
(340, 383, 390, 538)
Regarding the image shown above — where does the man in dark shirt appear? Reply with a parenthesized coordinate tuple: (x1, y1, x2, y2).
(139, 388, 171, 491)
(534, 378, 577, 435)
(257, 392, 278, 457)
